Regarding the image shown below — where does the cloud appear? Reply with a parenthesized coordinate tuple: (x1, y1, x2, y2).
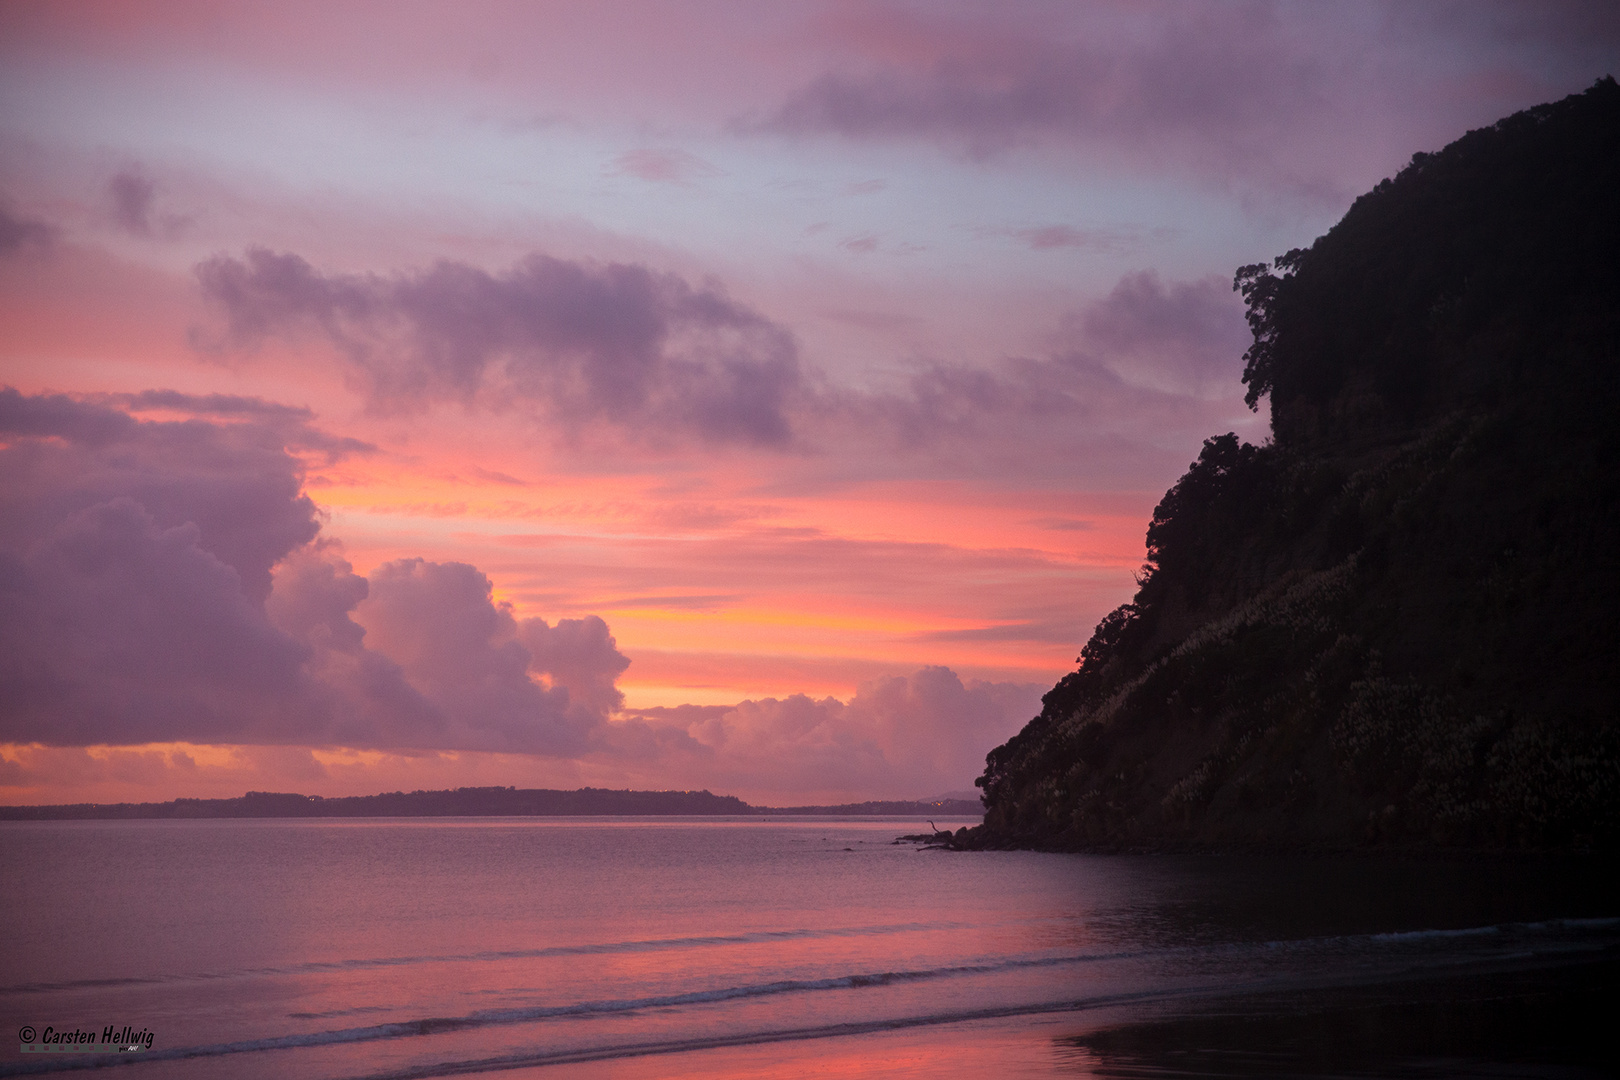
(0, 201, 54, 254)
(106, 168, 190, 239)
(108, 169, 156, 235)
(617, 666, 1041, 799)
(0, 389, 627, 755)
(0, 390, 373, 748)
(518, 614, 631, 717)
(171, 244, 1267, 559)
(1075, 269, 1250, 393)
(194, 248, 803, 446)
(0, 392, 1043, 796)
(0, 495, 319, 746)
(357, 558, 630, 752)
(263, 546, 444, 748)
(105, 389, 378, 463)
(820, 267, 1251, 471)
(0, 387, 324, 602)
(997, 224, 1179, 255)
(608, 147, 723, 182)
(820, 269, 1247, 455)
(794, 269, 1255, 487)
(191, 242, 1257, 484)
(758, 6, 1327, 163)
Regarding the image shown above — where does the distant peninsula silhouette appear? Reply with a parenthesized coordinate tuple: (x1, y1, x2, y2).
(0, 787, 983, 820)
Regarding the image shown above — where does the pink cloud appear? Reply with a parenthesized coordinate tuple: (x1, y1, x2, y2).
(616, 666, 1042, 799)
(0, 390, 625, 754)
(608, 148, 724, 183)
(356, 558, 628, 752)
(998, 224, 1180, 255)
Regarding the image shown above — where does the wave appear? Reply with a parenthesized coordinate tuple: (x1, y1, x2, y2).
(0, 949, 1160, 1076)
(3, 918, 1613, 1077)
(0, 919, 970, 997)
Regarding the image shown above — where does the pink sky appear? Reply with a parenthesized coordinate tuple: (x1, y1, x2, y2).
(2, 1, 1615, 805)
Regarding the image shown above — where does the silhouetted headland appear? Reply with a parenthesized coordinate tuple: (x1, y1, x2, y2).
(0, 787, 984, 820)
(965, 78, 1620, 854)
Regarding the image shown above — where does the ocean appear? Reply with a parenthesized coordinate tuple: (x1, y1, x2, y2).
(1, 817, 1614, 1078)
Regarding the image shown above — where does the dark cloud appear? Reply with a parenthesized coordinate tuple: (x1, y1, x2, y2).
(0, 387, 322, 601)
(815, 271, 1243, 460)
(192, 243, 1251, 480)
(106, 389, 377, 464)
(112, 388, 316, 422)
(1389, 1, 1620, 59)
(108, 170, 156, 235)
(106, 168, 190, 239)
(0, 390, 344, 747)
(194, 248, 802, 446)
(265, 547, 446, 748)
(0, 496, 318, 746)
(0, 201, 54, 254)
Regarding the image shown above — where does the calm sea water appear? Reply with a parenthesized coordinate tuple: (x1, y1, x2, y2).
(1, 818, 1614, 1079)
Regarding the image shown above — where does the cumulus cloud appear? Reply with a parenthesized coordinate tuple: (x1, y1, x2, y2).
(618, 666, 1042, 799)
(0, 389, 627, 754)
(518, 615, 631, 717)
(194, 248, 803, 445)
(356, 558, 629, 752)
(0, 495, 319, 746)
(0, 387, 324, 602)
(264, 546, 444, 748)
(0, 392, 1037, 797)
(0, 390, 382, 748)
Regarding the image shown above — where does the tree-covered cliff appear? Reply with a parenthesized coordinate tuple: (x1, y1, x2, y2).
(970, 79, 1620, 852)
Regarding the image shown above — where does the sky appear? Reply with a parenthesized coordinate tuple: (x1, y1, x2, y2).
(2, 1, 1616, 806)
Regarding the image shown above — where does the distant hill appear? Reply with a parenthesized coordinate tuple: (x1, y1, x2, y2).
(969, 79, 1620, 852)
(0, 787, 983, 820)
(754, 799, 983, 817)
